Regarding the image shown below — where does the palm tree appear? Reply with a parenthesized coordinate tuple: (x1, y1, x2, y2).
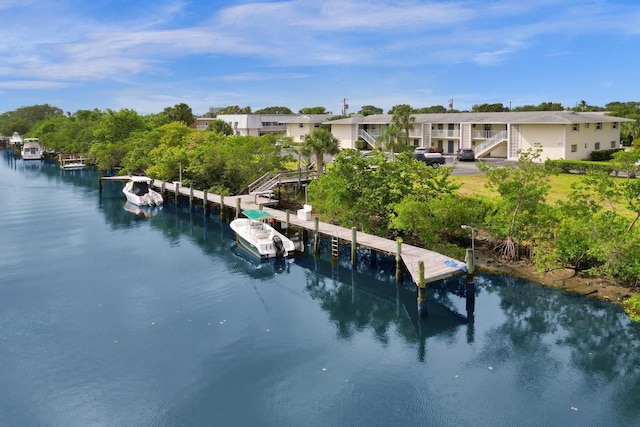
(376, 125, 404, 160)
(390, 104, 415, 146)
(303, 128, 340, 175)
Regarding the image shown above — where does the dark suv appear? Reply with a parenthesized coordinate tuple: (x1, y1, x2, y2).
(456, 149, 475, 161)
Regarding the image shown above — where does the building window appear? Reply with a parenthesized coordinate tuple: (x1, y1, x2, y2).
(596, 122, 602, 130)
(611, 141, 616, 148)
(299, 123, 304, 128)
(572, 124, 579, 131)
(314, 124, 320, 128)
(613, 122, 618, 129)
(571, 144, 577, 152)
(585, 123, 590, 129)
(595, 142, 600, 150)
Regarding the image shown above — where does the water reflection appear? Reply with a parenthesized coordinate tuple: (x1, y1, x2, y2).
(5, 148, 640, 425)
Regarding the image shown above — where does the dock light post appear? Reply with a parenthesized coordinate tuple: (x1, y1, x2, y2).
(461, 225, 475, 253)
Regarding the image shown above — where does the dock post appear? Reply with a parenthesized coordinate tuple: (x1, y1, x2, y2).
(203, 190, 208, 212)
(161, 181, 166, 197)
(395, 238, 403, 283)
(285, 210, 290, 229)
(351, 227, 357, 266)
(189, 187, 194, 207)
(313, 216, 320, 255)
(174, 182, 180, 204)
(417, 261, 428, 317)
(98, 170, 103, 192)
(220, 195, 224, 217)
(465, 248, 475, 274)
(236, 198, 241, 218)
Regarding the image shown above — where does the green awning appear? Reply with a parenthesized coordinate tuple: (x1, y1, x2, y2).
(242, 209, 273, 221)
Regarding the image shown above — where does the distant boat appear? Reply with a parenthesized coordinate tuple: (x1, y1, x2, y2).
(21, 138, 43, 160)
(122, 176, 164, 206)
(9, 132, 22, 146)
(230, 209, 296, 259)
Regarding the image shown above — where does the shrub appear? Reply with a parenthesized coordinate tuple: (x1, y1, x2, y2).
(590, 148, 623, 161)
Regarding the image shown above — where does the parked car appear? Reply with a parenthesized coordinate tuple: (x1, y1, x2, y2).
(456, 149, 476, 161)
(414, 152, 446, 167)
(414, 147, 427, 155)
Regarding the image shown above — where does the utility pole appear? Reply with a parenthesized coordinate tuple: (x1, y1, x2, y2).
(342, 98, 349, 116)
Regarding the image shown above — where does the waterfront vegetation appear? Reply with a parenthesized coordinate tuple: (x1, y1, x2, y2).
(2, 103, 640, 319)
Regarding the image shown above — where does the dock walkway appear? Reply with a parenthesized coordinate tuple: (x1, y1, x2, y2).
(102, 176, 467, 285)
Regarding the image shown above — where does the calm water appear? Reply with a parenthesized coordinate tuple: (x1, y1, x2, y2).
(1, 149, 639, 427)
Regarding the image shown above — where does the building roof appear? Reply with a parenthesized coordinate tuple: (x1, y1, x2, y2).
(326, 111, 634, 125)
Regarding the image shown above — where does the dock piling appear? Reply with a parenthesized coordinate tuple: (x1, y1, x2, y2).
(417, 261, 427, 317)
(313, 216, 320, 255)
(351, 227, 357, 266)
(395, 238, 403, 283)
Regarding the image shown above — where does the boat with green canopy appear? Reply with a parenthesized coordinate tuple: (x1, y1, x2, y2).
(230, 210, 296, 259)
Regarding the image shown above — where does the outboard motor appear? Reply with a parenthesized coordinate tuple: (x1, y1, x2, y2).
(272, 235, 286, 258)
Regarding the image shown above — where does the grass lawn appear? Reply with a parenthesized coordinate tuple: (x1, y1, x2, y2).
(452, 172, 636, 219)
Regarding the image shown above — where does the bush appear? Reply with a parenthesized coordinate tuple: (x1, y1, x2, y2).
(545, 159, 616, 175)
(590, 148, 623, 161)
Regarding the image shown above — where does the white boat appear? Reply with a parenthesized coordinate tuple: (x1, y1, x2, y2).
(21, 138, 43, 160)
(9, 132, 22, 146)
(122, 176, 164, 206)
(230, 210, 296, 259)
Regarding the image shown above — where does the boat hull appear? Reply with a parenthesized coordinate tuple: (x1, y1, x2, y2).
(230, 218, 295, 259)
(122, 179, 164, 206)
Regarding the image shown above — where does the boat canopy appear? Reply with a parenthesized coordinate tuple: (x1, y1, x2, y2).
(242, 209, 273, 221)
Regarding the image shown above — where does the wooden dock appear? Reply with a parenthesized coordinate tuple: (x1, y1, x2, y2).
(102, 176, 468, 286)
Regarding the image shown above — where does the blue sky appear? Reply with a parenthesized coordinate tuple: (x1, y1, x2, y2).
(1, 0, 639, 116)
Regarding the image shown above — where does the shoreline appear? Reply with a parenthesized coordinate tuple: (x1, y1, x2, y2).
(472, 240, 637, 308)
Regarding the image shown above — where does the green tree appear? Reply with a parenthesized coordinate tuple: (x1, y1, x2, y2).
(90, 109, 146, 170)
(162, 103, 194, 125)
(303, 128, 340, 174)
(358, 105, 383, 116)
(389, 104, 414, 146)
(477, 145, 557, 260)
(611, 149, 640, 178)
(309, 151, 460, 234)
(216, 105, 252, 114)
(375, 125, 404, 159)
(471, 103, 507, 112)
(254, 106, 293, 114)
(414, 105, 448, 113)
(299, 106, 329, 114)
(0, 104, 64, 136)
(207, 119, 234, 135)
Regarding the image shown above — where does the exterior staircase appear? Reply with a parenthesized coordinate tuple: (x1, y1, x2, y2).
(474, 130, 507, 158)
(358, 129, 377, 148)
(248, 169, 315, 196)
